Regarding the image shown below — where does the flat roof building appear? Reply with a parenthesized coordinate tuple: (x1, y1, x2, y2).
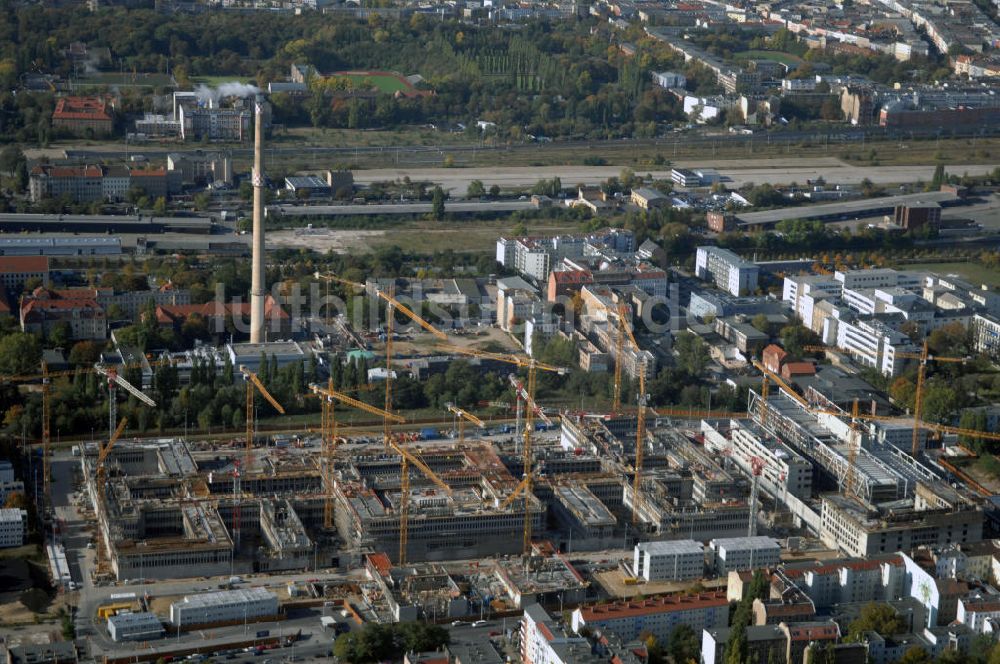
(633, 540, 705, 582)
(572, 591, 729, 644)
(169, 587, 279, 627)
(710, 536, 782, 575)
(107, 612, 165, 642)
(695, 246, 759, 296)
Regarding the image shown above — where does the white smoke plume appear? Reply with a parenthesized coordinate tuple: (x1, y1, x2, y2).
(193, 82, 261, 105)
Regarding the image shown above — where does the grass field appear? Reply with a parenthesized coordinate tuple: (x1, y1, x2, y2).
(74, 71, 175, 88)
(333, 71, 413, 94)
(892, 262, 1000, 287)
(733, 50, 804, 67)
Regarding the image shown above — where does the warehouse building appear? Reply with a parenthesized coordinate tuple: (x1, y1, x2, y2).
(107, 612, 165, 642)
(633, 540, 705, 582)
(169, 588, 279, 627)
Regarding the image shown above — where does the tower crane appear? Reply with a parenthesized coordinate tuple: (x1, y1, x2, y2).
(95, 417, 128, 577)
(392, 436, 453, 564)
(314, 272, 449, 447)
(803, 343, 967, 456)
(611, 306, 650, 524)
(312, 379, 405, 530)
(612, 305, 626, 412)
(436, 343, 566, 555)
(95, 365, 156, 442)
(240, 366, 285, 469)
(509, 375, 553, 428)
(446, 403, 485, 444)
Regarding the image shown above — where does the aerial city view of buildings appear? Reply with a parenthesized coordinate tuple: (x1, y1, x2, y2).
(5, 0, 1000, 663)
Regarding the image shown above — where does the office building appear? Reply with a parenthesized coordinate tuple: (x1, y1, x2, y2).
(169, 588, 279, 627)
(106, 612, 165, 642)
(695, 246, 759, 296)
(0, 508, 28, 547)
(710, 537, 782, 575)
(633, 540, 704, 582)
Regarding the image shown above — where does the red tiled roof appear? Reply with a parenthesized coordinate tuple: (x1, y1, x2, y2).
(763, 601, 815, 616)
(0, 256, 49, 274)
(578, 591, 728, 622)
(963, 600, 1000, 613)
(552, 270, 594, 285)
(155, 296, 289, 324)
(21, 298, 103, 317)
(36, 165, 104, 179)
(130, 168, 166, 177)
(788, 624, 839, 641)
(782, 362, 816, 376)
(53, 96, 113, 122)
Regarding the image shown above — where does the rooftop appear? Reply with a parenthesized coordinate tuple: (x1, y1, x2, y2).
(577, 591, 728, 621)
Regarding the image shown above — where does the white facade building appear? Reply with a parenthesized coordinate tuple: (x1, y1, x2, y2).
(107, 612, 166, 642)
(695, 246, 759, 296)
(0, 508, 27, 548)
(169, 588, 279, 627)
(701, 420, 813, 501)
(633, 540, 704, 582)
(709, 536, 781, 575)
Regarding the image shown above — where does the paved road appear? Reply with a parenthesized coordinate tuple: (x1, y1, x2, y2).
(352, 163, 996, 194)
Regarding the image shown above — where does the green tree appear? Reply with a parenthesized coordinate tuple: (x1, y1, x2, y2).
(846, 602, 907, 641)
(466, 180, 486, 198)
(751, 313, 770, 334)
(897, 646, 932, 664)
(674, 332, 709, 377)
(0, 332, 42, 375)
(153, 197, 168, 215)
(780, 324, 820, 358)
(0, 145, 25, 176)
(668, 624, 699, 664)
(431, 185, 445, 220)
(930, 164, 947, 190)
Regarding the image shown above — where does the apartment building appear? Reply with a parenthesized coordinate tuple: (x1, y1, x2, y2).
(835, 316, 919, 376)
(779, 555, 906, 609)
(51, 96, 114, 136)
(522, 604, 605, 664)
(633, 540, 704, 582)
(571, 591, 729, 644)
(29, 164, 104, 203)
(709, 537, 782, 575)
(0, 256, 50, 291)
(695, 246, 759, 296)
(20, 290, 107, 340)
(972, 313, 1000, 360)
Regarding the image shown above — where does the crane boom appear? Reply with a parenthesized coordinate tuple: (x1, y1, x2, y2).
(508, 375, 553, 426)
(391, 440, 453, 495)
(309, 384, 406, 422)
(314, 271, 449, 340)
(435, 343, 567, 374)
(96, 366, 157, 407)
(446, 403, 485, 427)
(242, 368, 286, 414)
(97, 418, 129, 469)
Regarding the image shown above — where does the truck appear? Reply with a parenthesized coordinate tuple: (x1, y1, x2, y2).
(420, 427, 439, 440)
(71, 445, 81, 457)
(256, 630, 270, 639)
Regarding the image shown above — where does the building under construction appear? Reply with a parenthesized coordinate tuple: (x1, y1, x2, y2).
(333, 443, 545, 563)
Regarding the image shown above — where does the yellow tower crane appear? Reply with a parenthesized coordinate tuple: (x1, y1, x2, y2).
(309, 382, 405, 531)
(803, 343, 968, 456)
(436, 343, 566, 556)
(611, 306, 650, 524)
(240, 366, 285, 469)
(95, 417, 128, 577)
(446, 403, 485, 444)
(313, 272, 449, 448)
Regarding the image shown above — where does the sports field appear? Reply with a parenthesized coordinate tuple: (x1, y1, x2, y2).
(733, 50, 804, 67)
(74, 71, 175, 88)
(332, 70, 417, 94)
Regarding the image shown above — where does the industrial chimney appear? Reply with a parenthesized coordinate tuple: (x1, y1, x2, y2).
(249, 96, 266, 343)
